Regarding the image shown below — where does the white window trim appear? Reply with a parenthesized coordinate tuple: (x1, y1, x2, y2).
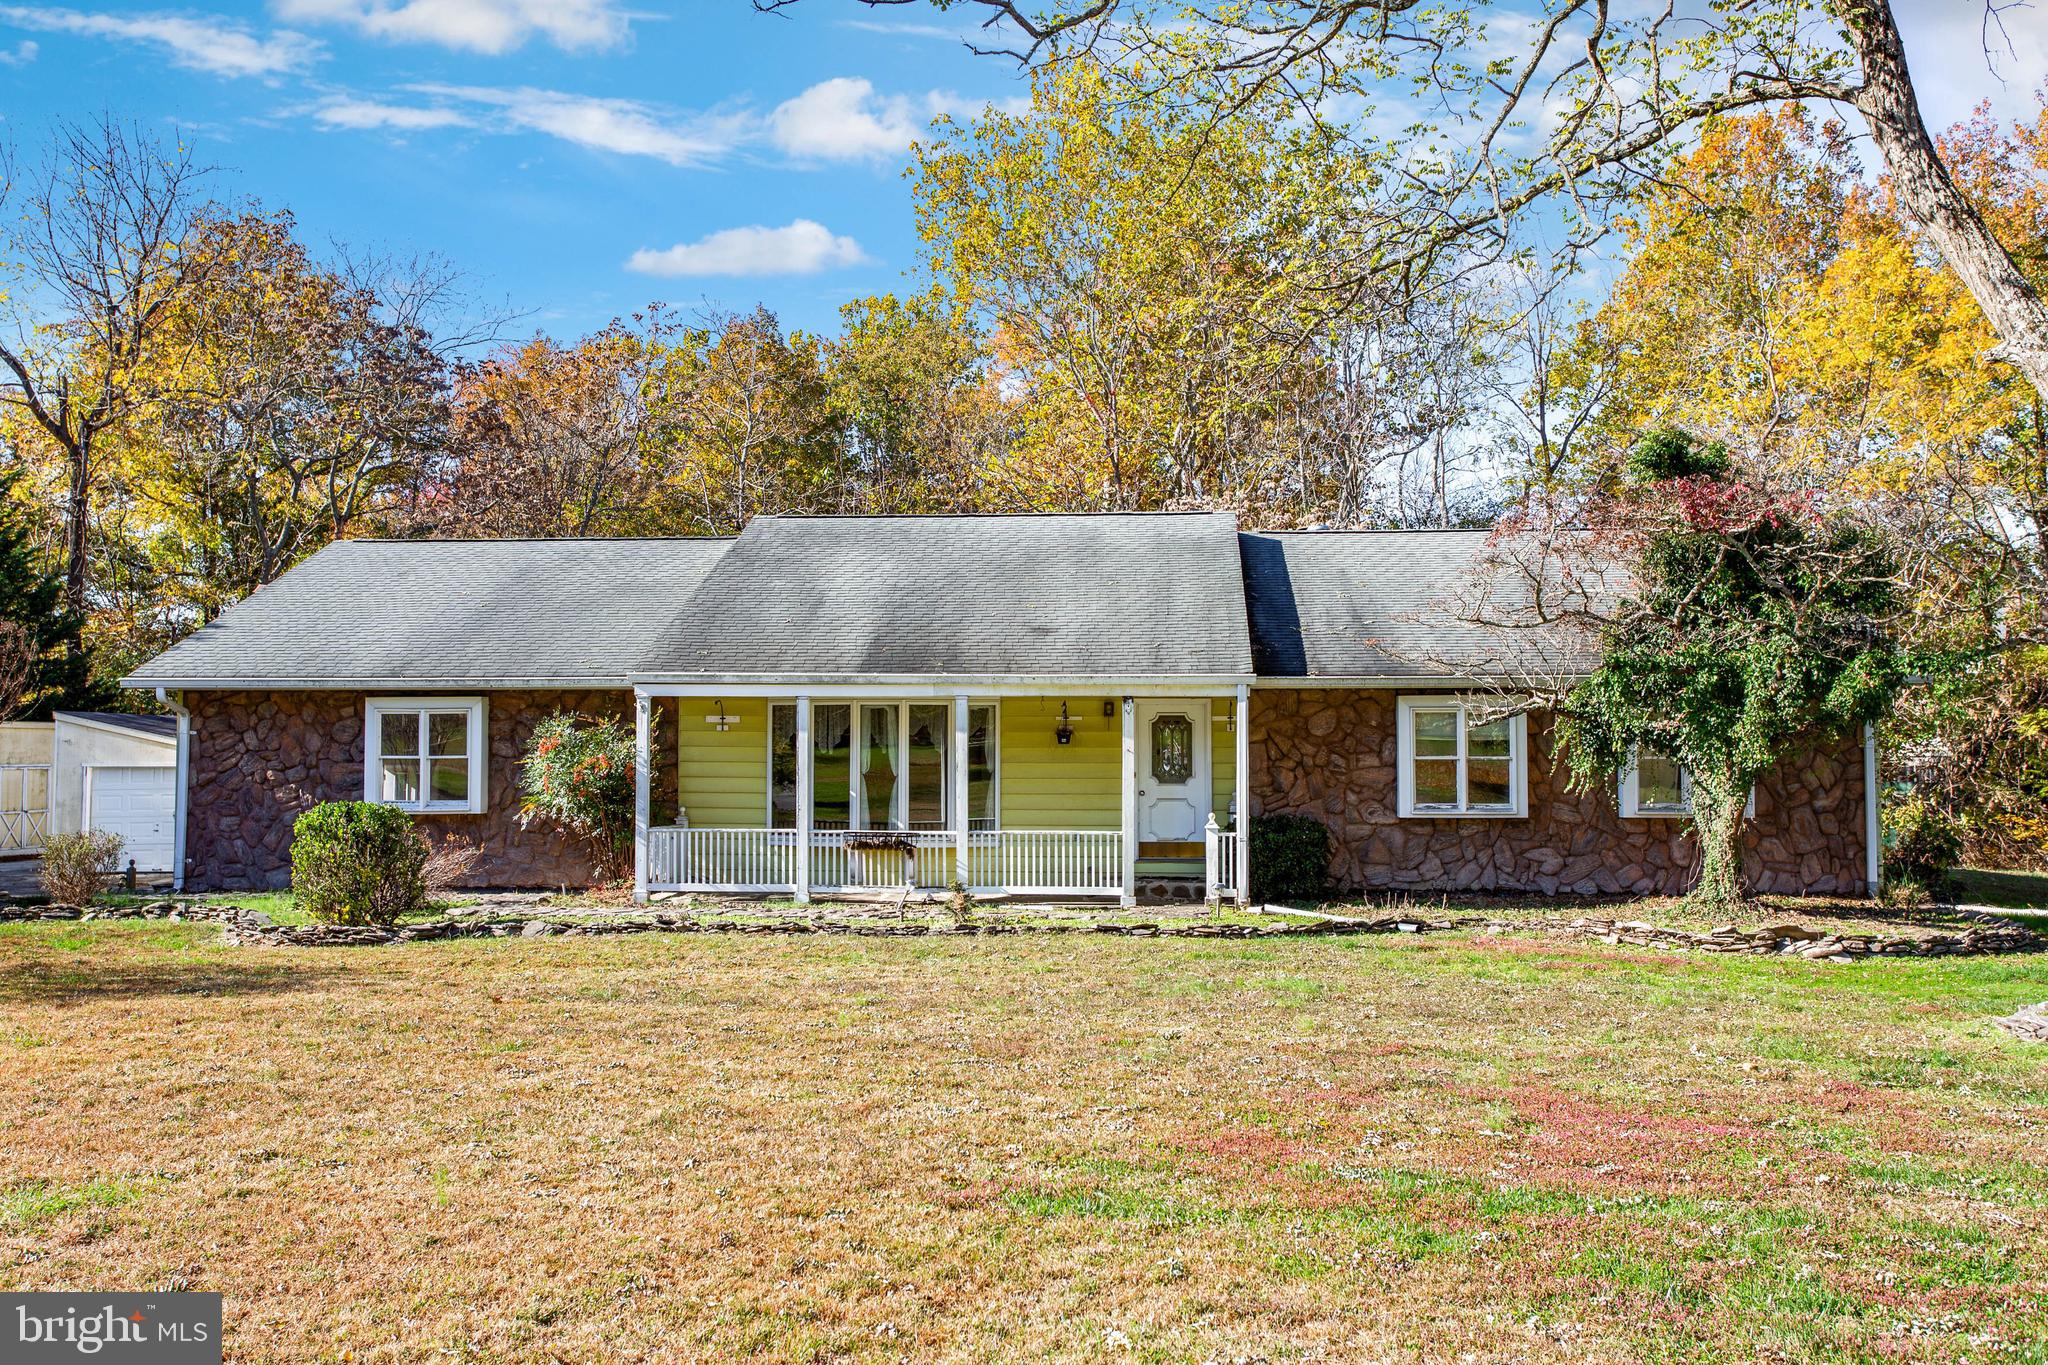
(767, 699, 1000, 830)
(363, 697, 488, 815)
(1618, 746, 1756, 820)
(1395, 696, 1528, 819)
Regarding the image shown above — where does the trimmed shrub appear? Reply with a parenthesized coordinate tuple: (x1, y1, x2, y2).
(1249, 813, 1331, 904)
(1883, 793, 1963, 894)
(291, 801, 430, 927)
(39, 829, 124, 905)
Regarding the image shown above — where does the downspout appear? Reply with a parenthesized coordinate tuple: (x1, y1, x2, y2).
(156, 687, 191, 894)
(1863, 723, 1880, 900)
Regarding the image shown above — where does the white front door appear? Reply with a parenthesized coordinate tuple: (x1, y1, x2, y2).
(1135, 700, 1210, 844)
(85, 766, 176, 871)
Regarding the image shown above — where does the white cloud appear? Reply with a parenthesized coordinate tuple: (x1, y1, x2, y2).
(0, 37, 34, 65)
(310, 96, 470, 131)
(273, 0, 628, 55)
(838, 18, 974, 41)
(408, 84, 743, 166)
(769, 77, 921, 161)
(769, 78, 1026, 163)
(0, 6, 318, 78)
(626, 221, 872, 278)
(298, 74, 1023, 169)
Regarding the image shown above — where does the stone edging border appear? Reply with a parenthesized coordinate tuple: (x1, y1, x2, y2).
(1469, 914, 2039, 961)
(1997, 1003, 2048, 1041)
(0, 900, 2040, 959)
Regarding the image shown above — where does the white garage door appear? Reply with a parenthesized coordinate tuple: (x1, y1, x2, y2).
(86, 767, 175, 871)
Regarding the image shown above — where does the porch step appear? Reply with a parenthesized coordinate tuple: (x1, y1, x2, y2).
(1135, 876, 1208, 906)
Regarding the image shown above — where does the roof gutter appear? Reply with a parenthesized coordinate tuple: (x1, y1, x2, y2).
(629, 674, 1258, 698)
(121, 676, 636, 692)
(1250, 674, 1593, 689)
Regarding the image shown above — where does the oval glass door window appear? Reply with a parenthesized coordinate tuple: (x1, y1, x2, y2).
(1149, 714, 1194, 783)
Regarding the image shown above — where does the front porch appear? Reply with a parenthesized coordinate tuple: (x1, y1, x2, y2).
(630, 686, 1250, 907)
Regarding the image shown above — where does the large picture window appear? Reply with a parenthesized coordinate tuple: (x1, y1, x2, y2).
(364, 697, 487, 814)
(771, 701, 997, 830)
(1395, 697, 1527, 819)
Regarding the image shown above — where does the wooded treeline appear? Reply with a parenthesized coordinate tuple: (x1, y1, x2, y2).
(2, 64, 2044, 864)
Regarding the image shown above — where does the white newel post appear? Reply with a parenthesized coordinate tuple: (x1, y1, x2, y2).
(794, 695, 813, 905)
(952, 693, 970, 891)
(633, 689, 651, 904)
(1203, 814, 1221, 904)
(1120, 696, 1138, 908)
(1234, 683, 1251, 906)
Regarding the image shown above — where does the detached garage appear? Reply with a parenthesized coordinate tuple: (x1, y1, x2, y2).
(52, 712, 178, 872)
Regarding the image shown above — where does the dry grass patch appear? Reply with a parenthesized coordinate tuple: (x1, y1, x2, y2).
(1, 921, 2044, 1362)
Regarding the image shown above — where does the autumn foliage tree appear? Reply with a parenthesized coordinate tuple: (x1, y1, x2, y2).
(1556, 104, 2048, 869)
(1544, 430, 1910, 911)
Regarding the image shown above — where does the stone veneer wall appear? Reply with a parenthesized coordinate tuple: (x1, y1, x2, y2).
(1249, 689, 1869, 897)
(184, 689, 636, 891)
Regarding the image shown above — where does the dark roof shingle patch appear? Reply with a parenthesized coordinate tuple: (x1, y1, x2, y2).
(1240, 529, 1597, 679)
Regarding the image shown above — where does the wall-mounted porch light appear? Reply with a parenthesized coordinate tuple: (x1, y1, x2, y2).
(703, 700, 734, 732)
(1054, 702, 1074, 746)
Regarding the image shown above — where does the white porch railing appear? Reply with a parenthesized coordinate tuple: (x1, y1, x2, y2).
(810, 829, 957, 892)
(644, 825, 1125, 898)
(1204, 814, 1241, 902)
(966, 829, 1123, 896)
(0, 765, 50, 855)
(648, 826, 798, 892)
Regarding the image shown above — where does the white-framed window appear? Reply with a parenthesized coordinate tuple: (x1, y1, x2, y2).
(1618, 746, 1755, 819)
(364, 697, 487, 814)
(1395, 696, 1528, 819)
(769, 700, 998, 831)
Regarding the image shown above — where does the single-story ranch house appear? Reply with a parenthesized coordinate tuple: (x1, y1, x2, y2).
(122, 512, 1878, 904)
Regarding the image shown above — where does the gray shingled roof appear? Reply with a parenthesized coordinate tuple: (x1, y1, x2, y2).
(637, 513, 1254, 679)
(55, 711, 177, 740)
(1240, 530, 1599, 679)
(122, 539, 733, 689)
(124, 519, 1593, 692)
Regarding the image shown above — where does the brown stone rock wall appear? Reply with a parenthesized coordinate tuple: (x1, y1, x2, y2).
(1249, 689, 1869, 897)
(184, 689, 638, 891)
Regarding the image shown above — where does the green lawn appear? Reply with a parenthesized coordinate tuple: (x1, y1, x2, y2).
(1, 920, 2043, 1361)
(1951, 867, 2048, 911)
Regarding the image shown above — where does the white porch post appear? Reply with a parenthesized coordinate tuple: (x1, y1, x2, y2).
(1120, 695, 1138, 908)
(1234, 683, 1251, 906)
(952, 693, 970, 891)
(633, 689, 651, 904)
(794, 694, 813, 905)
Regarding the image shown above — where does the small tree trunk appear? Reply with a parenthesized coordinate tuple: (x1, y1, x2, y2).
(1688, 774, 1753, 913)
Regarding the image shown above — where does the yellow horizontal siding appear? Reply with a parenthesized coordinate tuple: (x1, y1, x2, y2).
(677, 697, 770, 827)
(1212, 704, 1236, 824)
(998, 697, 1121, 830)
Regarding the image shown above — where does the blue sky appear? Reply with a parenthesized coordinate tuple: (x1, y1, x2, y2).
(0, 1, 2040, 350)
(0, 0, 1030, 341)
